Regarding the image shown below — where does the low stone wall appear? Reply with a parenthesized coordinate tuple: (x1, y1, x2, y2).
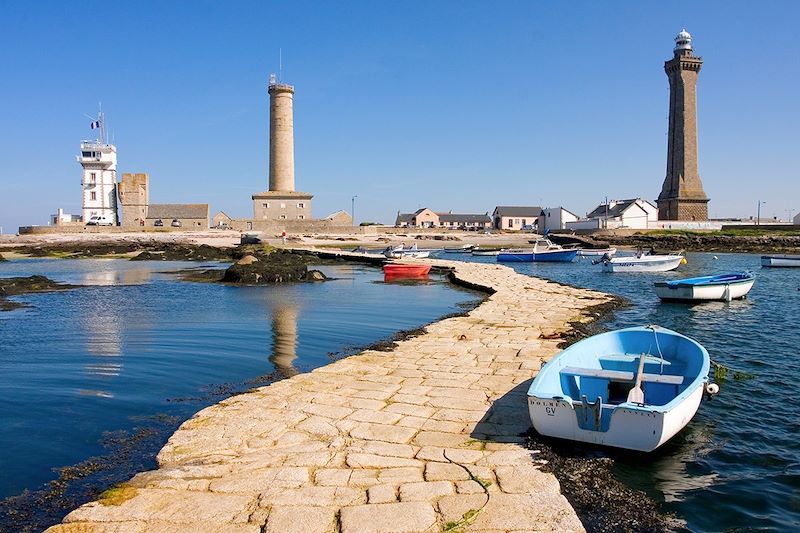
(46, 254, 613, 533)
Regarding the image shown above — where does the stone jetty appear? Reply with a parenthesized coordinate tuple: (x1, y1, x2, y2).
(46, 257, 613, 533)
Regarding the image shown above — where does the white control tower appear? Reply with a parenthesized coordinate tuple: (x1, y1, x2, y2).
(77, 112, 118, 224)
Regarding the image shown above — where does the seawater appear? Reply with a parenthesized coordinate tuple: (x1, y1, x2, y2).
(0, 259, 480, 503)
(456, 251, 800, 532)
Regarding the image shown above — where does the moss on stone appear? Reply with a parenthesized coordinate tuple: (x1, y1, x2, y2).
(97, 484, 138, 506)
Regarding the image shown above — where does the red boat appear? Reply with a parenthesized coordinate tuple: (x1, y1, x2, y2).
(382, 263, 432, 277)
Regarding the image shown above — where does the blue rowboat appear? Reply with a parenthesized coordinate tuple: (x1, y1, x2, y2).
(527, 325, 712, 452)
(654, 272, 755, 302)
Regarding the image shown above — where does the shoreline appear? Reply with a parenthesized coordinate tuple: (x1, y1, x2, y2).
(38, 250, 617, 533)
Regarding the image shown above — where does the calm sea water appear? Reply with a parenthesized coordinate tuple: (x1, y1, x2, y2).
(453, 250, 800, 532)
(0, 259, 479, 502)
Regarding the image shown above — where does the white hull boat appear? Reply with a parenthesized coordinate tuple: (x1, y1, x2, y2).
(654, 272, 755, 302)
(527, 325, 711, 452)
(602, 254, 684, 273)
(761, 255, 800, 267)
(577, 247, 617, 257)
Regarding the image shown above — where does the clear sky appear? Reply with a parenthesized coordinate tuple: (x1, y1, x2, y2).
(1, 1, 798, 231)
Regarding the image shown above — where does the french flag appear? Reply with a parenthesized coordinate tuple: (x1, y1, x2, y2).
(90, 121, 100, 129)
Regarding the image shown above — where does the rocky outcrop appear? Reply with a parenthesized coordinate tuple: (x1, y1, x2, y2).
(222, 251, 320, 284)
(606, 233, 800, 253)
(0, 275, 78, 311)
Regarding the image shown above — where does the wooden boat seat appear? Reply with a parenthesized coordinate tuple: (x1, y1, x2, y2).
(561, 366, 684, 385)
(598, 354, 672, 365)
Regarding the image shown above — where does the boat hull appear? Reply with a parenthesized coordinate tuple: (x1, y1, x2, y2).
(526, 325, 709, 452)
(528, 385, 703, 452)
(577, 247, 616, 257)
(761, 255, 800, 267)
(603, 255, 683, 273)
(382, 264, 432, 277)
(654, 274, 754, 301)
(497, 248, 578, 262)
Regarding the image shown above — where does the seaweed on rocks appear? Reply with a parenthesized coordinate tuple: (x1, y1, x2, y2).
(0, 275, 79, 311)
(0, 415, 182, 533)
(525, 430, 677, 532)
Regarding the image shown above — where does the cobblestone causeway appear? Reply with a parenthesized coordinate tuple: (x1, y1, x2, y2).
(46, 256, 613, 533)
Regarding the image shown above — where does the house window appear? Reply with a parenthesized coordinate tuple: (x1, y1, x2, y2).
(90, 172, 96, 183)
(298, 215, 305, 220)
(280, 202, 286, 209)
(90, 191, 96, 200)
(280, 215, 287, 220)
(522, 219, 526, 225)
(298, 202, 305, 209)
(263, 203, 270, 208)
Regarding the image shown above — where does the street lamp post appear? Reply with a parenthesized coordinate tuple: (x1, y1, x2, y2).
(757, 200, 765, 226)
(351, 195, 358, 227)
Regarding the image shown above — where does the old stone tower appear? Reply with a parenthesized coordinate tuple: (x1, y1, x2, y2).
(252, 74, 313, 222)
(657, 29, 710, 221)
(117, 173, 149, 227)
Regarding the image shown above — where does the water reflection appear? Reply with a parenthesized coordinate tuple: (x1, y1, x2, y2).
(81, 266, 152, 286)
(270, 304, 299, 378)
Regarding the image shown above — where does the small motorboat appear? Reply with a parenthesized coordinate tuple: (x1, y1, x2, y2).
(761, 254, 800, 267)
(444, 244, 475, 253)
(382, 263, 432, 278)
(496, 248, 534, 262)
(654, 272, 755, 302)
(576, 247, 617, 257)
(497, 239, 578, 263)
(527, 325, 711, 452)
(601, 253, 684, 273)
(471, 247, 502, 256)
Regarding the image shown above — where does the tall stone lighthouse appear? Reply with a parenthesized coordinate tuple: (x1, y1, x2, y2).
(657, 30, 710, 221)
(252, 74, 313, 222)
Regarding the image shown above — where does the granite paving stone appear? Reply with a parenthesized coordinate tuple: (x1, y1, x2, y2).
(45, 256, 611, 533)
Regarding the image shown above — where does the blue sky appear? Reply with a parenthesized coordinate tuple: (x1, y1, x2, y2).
(1, 1, 798, 231)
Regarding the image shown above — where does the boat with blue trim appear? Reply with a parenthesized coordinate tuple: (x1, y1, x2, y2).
(527, 325, 712, 452)
(654, 272, 755, 302)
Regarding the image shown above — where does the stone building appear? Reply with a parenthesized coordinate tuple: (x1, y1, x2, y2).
(657, 30, 710, 221)
(117, 173, 149, 226)
(252, 74, 313, 222)
(117, 172, 209, 229)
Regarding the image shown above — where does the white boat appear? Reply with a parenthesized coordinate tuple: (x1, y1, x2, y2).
(471, 247, 502, 256)
(576, 247, 617, 257)
(444, 244, 475, 253)
(654, 272, 755, 302)
(761, 254, 800, 267)
(497, 239, 578, 263)
(602, 253, 684, 273)
(527, 325, 712, 452)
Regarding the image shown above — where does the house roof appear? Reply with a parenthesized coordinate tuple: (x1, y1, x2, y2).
(395, 213, 415, 224)
(587, 199, 647, 219)
(324, 210, 351, 220)
(147, 204, 209, 220)
(437, 213, 491, 224)
(493, 206, 543, 217)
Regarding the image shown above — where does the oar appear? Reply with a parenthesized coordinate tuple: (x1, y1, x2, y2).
(627, 353, 647, 404)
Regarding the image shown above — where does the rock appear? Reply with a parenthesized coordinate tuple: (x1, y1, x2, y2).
(223, 253, 308, 284)
(306, 270, 327, 281)
(236, 255, 259, 265)
(0, 253, 6, 261)
(0, 275, 79, 311)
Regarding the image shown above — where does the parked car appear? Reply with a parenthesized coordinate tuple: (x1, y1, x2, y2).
(85, 215, 114, 226)
(171, 218, 182, 227)
(154, 219, 164, 227)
